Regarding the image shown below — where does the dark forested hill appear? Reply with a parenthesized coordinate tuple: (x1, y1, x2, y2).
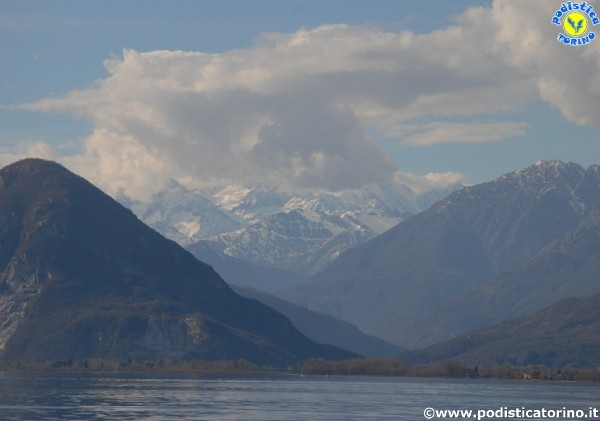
(402, 291, 600, 368)
(0, 159, 353, 366)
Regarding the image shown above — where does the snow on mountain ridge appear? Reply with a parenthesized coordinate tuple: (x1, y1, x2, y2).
(191, 179, 458, 275)
(125, 179, 247, 245)
(122, 176, 464, 279)
(209, 185, 292, 221)
(211, 185, 253, 212)
(503, 160, 585, 190)
(201, 208, 377, 275)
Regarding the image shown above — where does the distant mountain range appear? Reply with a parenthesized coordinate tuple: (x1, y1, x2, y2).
(0, 159, 353, 366)
(282, 161, 600, 352)
(124, 179, 460, 279)
(131, 159, 600, 367)
(7, 158, 599, 368)
(121, 179, 246, 246)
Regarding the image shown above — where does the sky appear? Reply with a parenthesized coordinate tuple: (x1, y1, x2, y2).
(2, 0, 600, 200)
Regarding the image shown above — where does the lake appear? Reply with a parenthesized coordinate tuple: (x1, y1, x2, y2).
(0, 372, 599, 420)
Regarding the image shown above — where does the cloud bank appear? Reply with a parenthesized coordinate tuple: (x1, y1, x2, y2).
(17, 0, 600, 200)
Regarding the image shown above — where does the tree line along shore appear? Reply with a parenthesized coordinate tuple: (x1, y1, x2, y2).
(1, 357, 599, 381)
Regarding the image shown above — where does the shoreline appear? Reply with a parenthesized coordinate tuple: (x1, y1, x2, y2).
(1, 357, 598, 382)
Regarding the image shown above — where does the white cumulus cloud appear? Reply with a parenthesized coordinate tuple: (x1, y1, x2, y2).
(401, 121, 529, 146)
(394, 171, 467, 195)
(0, 141, 60, 168)
(19, 0, 600, 199)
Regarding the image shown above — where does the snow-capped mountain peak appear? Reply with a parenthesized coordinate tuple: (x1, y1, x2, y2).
(121, 177, 463, 281)
(210, 185, 292, 221)
(125, 179, 246, 245)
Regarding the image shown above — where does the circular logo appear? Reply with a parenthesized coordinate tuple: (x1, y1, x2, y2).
(563, 11, 588, 36)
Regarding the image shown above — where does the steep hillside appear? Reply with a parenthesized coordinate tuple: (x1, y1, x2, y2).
(282, 161, 593, 344)
(0, 159, 353, 366)
(232, 285, 402, 357)
(402, 291, 600, 368)
(395, 174, 600, 348)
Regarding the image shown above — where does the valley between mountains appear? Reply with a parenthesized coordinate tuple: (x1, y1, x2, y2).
(132, 159, 600, 367)
(1, 158, 599, 368)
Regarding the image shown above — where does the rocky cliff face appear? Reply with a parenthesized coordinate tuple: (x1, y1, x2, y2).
(0, 159, 353, 365)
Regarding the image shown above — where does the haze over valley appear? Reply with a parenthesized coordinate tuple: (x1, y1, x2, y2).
(2, 0, 600, 370)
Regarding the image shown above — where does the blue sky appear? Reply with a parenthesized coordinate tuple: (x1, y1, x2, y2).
(2, 0, 599, 199)
(3, 1, 484, 104)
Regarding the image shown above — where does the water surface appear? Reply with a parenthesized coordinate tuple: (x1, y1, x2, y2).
(0, 372, 598, 420)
